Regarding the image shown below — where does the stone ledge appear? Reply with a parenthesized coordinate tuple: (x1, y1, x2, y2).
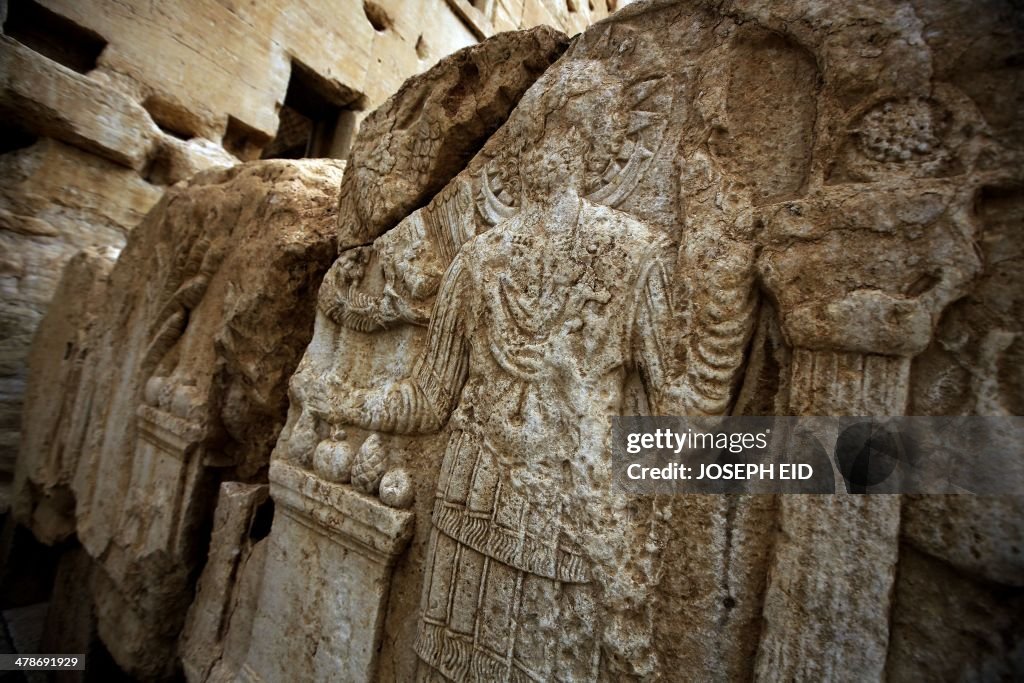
(0, 36, 156, 170)
(443, 0, 494, 40)
(136, 404, 204, 456)
(269, 460, 414, 564)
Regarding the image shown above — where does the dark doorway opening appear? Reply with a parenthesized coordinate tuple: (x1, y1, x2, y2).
(0, 117, 38, 155)
(261, 59, 360, 161)
(3, 0, 107, 74)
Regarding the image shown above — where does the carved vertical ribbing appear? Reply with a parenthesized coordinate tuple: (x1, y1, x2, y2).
(755, 349, 906, 682)
(788, 349, 910, 416)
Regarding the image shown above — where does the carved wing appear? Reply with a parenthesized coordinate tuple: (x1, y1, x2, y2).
(326, 288, 387, 332)
(585, 76, 671, 208)
(476, 75, 673, 226)
(475, 160, 519, 229)
(428, 179, 478, 262)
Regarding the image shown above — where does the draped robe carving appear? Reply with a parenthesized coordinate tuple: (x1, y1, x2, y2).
(309, 167, 697, 678)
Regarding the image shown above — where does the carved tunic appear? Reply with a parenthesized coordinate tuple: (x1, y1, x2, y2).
(361, 199, 674, 680)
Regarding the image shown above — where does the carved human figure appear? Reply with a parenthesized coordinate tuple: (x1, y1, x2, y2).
(308, 127, 689, 680)
(318, 213, 445, 333)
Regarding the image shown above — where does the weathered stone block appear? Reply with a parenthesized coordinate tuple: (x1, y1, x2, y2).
(13, 248, 113, 544)
(180, 482, 270, 683)
(0, 36, 157, 170)
(65, 159, 345, 679)
(240, 462, 413, 683)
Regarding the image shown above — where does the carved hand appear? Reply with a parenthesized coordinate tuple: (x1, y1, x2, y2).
(304, 378, 367, 428)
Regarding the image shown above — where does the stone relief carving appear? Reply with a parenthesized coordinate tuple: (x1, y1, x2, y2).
(251, 2, 1023, 679)
(338, 26, 570, 242)
(57, 161, 345, 679)
(829, 86, 985, 184)
(319, 213, 444, 333)
(11, 1, 1024, 681)
(13, 248, 115, 544)
(278, 53, 678, 491)
(309, 130, 680, 679)
(259, 54, 681, 680)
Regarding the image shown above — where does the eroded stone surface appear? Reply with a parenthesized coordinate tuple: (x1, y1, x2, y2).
(338, 25, 569, 243)
(180, 482, 270, 683)
(271, 1, 1023, 680)
(10, 0, 1024, 680)
(0, 139, 162, 491)
(0, 36, 156, 170)
(66, 159, 345, 679)
(13, 248, 114, 544)
(241, 461, 414, 682)
(0, 0, 608, 503)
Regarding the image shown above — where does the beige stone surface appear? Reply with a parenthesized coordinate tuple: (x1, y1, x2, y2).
(8, 0, 1023, 680)
(12, 248, 113, 543)
(1, 139, 162, 497)
(267, 0, 1023, 680)
(338, 25, 569, 242)
(0, 0, 607, 493)
(39, 0, 610, 139)
(64, 159, 344, 679)
(180, 482, 270, 683)
(204, 538, 269, 683)
(0, 36, 156, 171)
(240, 461, 414, 682)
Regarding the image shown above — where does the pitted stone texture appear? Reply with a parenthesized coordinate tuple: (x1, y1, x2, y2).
(0, 0, 608, 501)
(338, 25, 568, 243)
(13, 248, 114, 544)
(276, 1, 1023, 680)
(901, 495, 1024, 587)
(10, 0, 1023, 680)
(886, 544, 1024, 682)
(64, 159, 344, 679)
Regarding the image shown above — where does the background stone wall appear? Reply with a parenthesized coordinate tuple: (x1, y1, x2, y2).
(0, 0, 618, 506)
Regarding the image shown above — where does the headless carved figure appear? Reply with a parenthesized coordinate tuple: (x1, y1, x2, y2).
(310, 139, 706, 680)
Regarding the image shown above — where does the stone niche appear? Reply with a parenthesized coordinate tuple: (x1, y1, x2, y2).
(12, 0, 1024, 681)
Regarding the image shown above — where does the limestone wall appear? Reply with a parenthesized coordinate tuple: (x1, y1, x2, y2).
(0, 0, 613, 502)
